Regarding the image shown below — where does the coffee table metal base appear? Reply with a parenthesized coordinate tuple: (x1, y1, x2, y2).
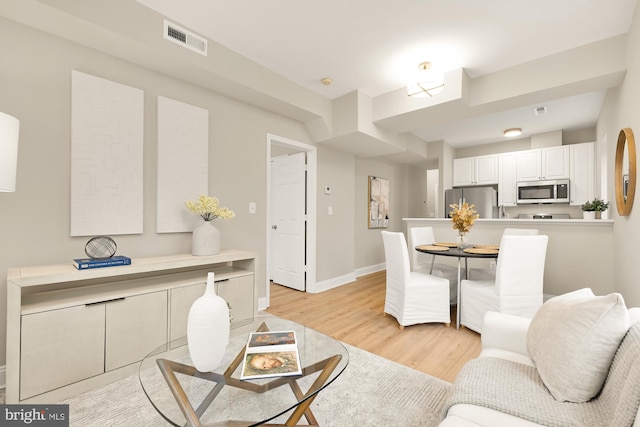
(156, 322, 342, 427)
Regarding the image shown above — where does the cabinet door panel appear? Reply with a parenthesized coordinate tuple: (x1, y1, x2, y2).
(105, 291, 168, 371)
(475, 155, 498, 185)
(570, 143, 595, 205)
(498, 153, 517, 206)
(20, 304, 105, 400)
(218, 275, 254, 322)
(170, 283, 205, 341)
(516, 150, 541, 181)
(543, 146, 570, 179)
(453, 158, 474, 186)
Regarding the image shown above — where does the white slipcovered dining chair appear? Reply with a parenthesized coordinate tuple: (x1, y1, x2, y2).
(408, 226, 459, 304)
(460, 234, 548, 333)
(468, 228, 539, 281)
(382, 231, 451, 329)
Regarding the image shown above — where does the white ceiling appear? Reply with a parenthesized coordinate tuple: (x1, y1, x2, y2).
(135, 0, 638, 147)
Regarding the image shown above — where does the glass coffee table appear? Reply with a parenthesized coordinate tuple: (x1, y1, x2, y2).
(139, 317, 349, 427)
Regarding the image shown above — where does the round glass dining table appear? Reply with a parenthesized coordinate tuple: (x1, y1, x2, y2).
(416, 244, 499, 328)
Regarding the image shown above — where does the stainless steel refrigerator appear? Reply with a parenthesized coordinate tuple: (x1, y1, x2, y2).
(444, 186, 498, 218)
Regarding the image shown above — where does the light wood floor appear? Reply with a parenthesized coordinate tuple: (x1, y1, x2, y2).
(266, 270, 481, 383)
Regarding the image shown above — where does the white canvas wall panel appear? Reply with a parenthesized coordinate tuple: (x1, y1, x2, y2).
(70, 70, 144, 237)
(156, 96, 209, 233)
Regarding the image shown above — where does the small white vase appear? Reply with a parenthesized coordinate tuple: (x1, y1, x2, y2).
(583, 211, 596, 220)
(192, 220, 220, 256)
(187, 272, 230, 372)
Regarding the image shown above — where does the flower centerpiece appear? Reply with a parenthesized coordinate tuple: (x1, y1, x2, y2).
(186, 195, 236, 221)
(449, 202, 479, 249)
(185, 195, 235, 256)
(580, 197, 609, 220)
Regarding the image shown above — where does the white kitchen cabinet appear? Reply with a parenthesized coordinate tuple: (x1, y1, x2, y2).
(453, 157, 474, 186)
(516, 146, 569, 181)
(453, 155, 498, 186)
(570, 142, 595, 206)
(542, 146, 570, 179)
(498, 152, 518, 206)
(7, 250, 256, 404)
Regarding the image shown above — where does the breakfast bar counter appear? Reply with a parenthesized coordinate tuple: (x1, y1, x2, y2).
(404, 218, 614, 299)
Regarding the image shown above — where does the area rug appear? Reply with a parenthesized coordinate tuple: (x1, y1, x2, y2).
(25, 342, 451, 426)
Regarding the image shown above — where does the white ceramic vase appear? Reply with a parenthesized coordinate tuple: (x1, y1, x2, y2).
(192, 220, 220, 256)
(583, 211, 596, 220)
(187, 272, 230, 372)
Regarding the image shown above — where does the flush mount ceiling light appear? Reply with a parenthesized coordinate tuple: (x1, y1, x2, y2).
(504, 128, 522, 137)
(407, 62, 444, 97)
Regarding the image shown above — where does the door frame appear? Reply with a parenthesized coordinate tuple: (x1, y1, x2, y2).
(265, 134, 317, 307)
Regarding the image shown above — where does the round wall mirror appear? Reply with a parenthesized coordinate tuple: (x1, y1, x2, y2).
(615, 128, 636, 216)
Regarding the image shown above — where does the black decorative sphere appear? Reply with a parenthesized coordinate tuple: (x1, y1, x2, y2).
(85, 236, 117, 259)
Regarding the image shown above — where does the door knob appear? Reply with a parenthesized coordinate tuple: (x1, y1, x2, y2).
(272, 225, 277, 229)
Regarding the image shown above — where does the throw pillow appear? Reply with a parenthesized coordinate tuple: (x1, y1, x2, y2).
(527, 288, 630, 402)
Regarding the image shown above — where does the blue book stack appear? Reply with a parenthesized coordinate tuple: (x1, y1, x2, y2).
(73, 255, 132, 270)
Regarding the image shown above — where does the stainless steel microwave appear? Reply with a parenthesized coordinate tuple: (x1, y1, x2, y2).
(516, 179, 570, 204)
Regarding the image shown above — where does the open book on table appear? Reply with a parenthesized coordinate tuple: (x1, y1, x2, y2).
(240, 330, 302, 380)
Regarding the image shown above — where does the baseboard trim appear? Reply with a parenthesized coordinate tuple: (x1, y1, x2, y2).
(310, 272, 357, 293)
(355, 263, 385, 278)
(309, 263, 385, 294)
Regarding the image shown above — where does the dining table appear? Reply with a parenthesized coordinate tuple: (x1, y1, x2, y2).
(415, 243, 499, 329)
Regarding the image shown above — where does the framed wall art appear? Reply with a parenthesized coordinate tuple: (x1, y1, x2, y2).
(368, 176, 389, 228)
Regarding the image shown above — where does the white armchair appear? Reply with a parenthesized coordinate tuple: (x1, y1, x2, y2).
(460, 234, 548, 333)
(381, 231, 451, 329)
(408, 226, 459, 304)
(468, 228, 539, 281)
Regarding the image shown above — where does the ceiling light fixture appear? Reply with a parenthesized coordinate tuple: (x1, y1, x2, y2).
(321, 77, 332, 86)
(407, 62, 444, 97)
(504, 128, 522, 138)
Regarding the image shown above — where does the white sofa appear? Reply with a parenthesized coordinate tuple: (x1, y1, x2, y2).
(440, 306, 640, 426)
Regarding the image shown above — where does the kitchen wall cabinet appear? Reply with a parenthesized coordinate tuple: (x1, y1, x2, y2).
(7, 250, 256, 404)
(453, 154, 498, 186)
(516, 146, 570, 181)
(570, 142, 595, 206)
(498, 152, 518, 207)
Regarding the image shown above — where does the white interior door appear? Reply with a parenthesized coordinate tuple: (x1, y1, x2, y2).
(270, 152, 306, 291)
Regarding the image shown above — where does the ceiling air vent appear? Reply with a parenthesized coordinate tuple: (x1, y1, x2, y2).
(163, 20, 207, 56)
(534, 106, 547, 116)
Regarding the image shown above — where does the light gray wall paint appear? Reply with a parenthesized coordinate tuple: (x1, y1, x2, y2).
(316, 146, 356, 282)
(354, 158, 409, 269)
(598, 1, 640, 306)
(0, 16, 410, 368)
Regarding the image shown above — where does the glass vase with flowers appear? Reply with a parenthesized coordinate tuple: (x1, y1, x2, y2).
(449, 202, 479, 249)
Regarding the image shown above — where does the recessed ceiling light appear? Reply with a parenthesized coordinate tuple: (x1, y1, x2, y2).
(321, 77, 332, 86)
(504, 128, 522, 137)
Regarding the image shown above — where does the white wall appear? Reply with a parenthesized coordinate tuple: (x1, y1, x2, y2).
(0, 17, 408, 368)
(598, 2, 640, 306)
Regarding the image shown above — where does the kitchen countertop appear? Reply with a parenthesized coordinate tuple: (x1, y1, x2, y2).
(403, 218, 614, 226)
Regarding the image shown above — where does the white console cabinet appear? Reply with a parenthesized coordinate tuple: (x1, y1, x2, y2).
(6, 250, 256, 403)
